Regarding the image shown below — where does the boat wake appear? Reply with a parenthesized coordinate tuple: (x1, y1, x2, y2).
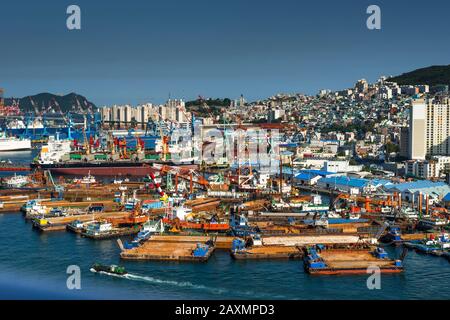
(90, 268, 285, 298)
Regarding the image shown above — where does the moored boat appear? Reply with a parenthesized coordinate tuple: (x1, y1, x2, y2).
(0, 132, 31, 151)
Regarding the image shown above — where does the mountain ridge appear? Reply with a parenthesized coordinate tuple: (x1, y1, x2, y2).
(388, 65, 450, 87)
(4, 92, 96, 113)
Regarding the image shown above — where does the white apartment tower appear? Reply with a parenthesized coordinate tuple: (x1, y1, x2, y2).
(100, 99, 190, 128)
(426, 97, 450, 156)
(409, 99, 427, 159)
(409, 97, 450, 159)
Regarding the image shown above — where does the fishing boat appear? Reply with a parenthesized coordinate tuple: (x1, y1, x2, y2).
(3, 174, 29, 188)
(405, 234, 450, 253)
(91, 263, 127, 275)
(124, 198, 140, 211)
(417, 216, 449, 231)
(83, 221, 113, 236)
(73, 171, 96, 185)
(81, 218, 140, 238)
(130, 219, 165, 245)
(399, 207, 419, 220)
(26, 203, 50, 218)
(21, 199, 42, 213)
(326, 211, 342, 219)
(67, 220, 88, 233)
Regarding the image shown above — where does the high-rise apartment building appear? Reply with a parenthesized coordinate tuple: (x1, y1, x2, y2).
(409, 99, 427, 159)
(100, 99, 190, 128)
(409, 97, 450, 159)
(426, 97, 450, 156)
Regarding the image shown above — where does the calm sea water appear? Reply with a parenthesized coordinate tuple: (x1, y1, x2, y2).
(0, 151, 449, 300)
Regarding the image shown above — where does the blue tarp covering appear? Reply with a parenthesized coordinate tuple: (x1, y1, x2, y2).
(443, 192, 450, 202)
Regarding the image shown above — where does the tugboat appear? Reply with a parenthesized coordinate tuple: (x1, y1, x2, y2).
(91, 263, 127, 275)
(380, 226, 403, 245)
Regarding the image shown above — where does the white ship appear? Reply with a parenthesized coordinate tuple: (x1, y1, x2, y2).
(73, 171, 97, 185)
(7, 119, 44, 130)
(4, 174, 29, 188)
(37, 135, 72, 164)
(0, 132, 31, 151)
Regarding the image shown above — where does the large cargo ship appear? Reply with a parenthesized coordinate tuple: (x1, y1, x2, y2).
(31, 135, 196, 176)
(32, 161, 160, 176)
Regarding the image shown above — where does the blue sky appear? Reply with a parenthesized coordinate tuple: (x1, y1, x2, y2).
(1, 0, 449, 106)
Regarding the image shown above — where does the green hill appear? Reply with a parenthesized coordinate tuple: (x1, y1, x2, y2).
(388, 65, 450, 87)
(4, 92, 96, 113)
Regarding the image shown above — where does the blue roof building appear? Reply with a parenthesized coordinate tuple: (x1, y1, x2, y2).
(316, 176, 391, 194)
(443, 192, 450, 202)
(293, 169, 339, 185)
(385, 181, 450, 202)
(295, 169, 337, 178)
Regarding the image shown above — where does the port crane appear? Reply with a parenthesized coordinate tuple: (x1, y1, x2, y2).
(152, 163, 210, 194)
(145, 171, 169, 202)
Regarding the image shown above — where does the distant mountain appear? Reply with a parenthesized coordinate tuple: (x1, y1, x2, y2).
(4, 92, 96, 114)
(388, 65, 450, 87)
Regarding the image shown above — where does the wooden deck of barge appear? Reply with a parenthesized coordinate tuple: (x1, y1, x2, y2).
(262, 235, 363, 246)
(231, 245, 302, 260)
(33, 211, 131, 231)
(149, 235, 234, 249)
(306, 249, 403, 275)
(120, 240, 214, 262)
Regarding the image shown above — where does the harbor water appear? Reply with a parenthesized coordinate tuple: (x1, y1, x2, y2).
(0, 153, 449, 300)
(0, 212, 449, 300)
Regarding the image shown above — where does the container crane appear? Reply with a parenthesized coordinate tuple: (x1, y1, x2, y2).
(118, 137, 128, 158)
(82, 128, 90, 155)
